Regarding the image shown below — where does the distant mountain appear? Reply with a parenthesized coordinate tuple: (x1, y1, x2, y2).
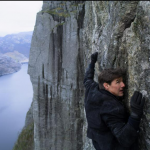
(0, 31, 32, 76)
(4, 51, 28, 63)
(0, 31, 33, 57)
(0, 54, 21, 76)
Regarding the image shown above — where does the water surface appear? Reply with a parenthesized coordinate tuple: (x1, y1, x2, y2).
(0, 64, 33, 150)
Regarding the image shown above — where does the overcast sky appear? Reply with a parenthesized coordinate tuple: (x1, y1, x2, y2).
(0, 1, 43, 37)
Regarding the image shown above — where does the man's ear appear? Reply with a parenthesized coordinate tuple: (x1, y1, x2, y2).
(103, 83, 109, 90)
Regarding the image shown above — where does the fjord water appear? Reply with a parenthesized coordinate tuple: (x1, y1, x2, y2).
(0, 64, 33, 150)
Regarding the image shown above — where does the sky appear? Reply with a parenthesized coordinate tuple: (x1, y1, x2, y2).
(0, 1, 43, 37)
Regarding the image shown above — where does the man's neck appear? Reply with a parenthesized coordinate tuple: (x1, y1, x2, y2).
(100, 89, 123, 101)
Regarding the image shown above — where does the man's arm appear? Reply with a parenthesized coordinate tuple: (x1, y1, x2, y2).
(101, 91, 145, 147)
(83, 52, 98, 90)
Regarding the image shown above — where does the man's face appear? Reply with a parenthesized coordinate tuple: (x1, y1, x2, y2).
(104, 77, 125, 97)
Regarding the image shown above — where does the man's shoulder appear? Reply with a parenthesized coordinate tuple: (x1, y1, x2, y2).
(100, 89, 122, 102)
(86, 87, 106, 105)
(100, 90, 126, 115)
(92, 87, 107, 99)
(89, 88, 113, 101)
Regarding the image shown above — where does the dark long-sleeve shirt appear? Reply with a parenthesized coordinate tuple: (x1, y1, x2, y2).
(83, 62, 139, 150)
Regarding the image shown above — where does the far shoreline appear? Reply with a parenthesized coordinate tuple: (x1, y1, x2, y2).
(0, 63, 29, 77)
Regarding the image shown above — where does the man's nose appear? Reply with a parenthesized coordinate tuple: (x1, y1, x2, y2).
(121, 82, 125, 87)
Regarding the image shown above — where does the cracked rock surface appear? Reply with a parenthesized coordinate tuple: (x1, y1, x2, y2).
(27, 1, 150, 150)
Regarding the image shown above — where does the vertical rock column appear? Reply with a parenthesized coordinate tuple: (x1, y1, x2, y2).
(122, 2, 150, 149)
(28, 1, 85, 150)
(83, 1, 150, 149)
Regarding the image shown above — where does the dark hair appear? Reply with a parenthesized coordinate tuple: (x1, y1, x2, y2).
(98, 68, 126, 89)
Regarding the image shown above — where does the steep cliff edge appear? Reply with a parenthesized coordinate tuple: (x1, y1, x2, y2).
(26, 1, 150, 150)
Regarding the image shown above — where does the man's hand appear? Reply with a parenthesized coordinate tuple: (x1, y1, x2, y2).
(130, 91, 145, 120)
(91, 52, 98, 63)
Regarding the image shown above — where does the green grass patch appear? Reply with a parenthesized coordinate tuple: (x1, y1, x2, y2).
(13, 122, 34, 150)
(55, 22, 65, 28)
(44, 10, 70, 18)
(41, 7, 71, 18)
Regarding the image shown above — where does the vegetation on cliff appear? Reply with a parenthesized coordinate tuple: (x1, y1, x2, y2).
(13, 122, 34, 150)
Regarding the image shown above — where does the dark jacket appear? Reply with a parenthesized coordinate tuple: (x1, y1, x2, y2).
(83, 62, 139, 150)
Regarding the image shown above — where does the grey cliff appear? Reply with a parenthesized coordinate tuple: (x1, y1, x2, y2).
(26, 1, 150, 150)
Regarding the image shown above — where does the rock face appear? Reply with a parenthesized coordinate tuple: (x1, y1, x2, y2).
(28, 1, 150, 150)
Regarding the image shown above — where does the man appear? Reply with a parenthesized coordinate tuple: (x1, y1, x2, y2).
(83, 52, 145, 150)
